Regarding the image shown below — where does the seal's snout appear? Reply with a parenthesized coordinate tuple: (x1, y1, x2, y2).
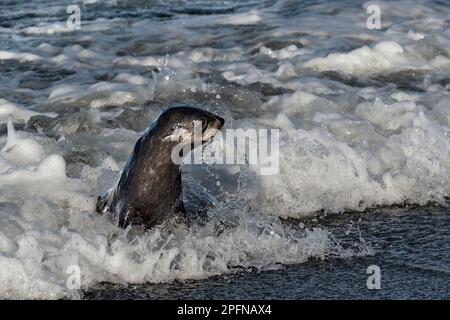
(201, 113, 224, 143)
(208, 116, 224, 132)
(216, 116, 225, 129)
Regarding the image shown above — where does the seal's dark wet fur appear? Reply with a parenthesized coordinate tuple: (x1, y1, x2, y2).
(96, 106, 224, 229)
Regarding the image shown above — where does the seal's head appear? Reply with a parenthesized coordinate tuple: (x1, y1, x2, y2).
(159, 106, 225, 147)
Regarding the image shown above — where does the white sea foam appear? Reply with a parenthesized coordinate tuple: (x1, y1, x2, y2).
(0, 99, 56, 124)
(0, 50, 41, 62)
(219, 11, 262, 25)
(303, 41, 426, 77)
(21, 23, 72, 35)
(252, 103, 450, 217)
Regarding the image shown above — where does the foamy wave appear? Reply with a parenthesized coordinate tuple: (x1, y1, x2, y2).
(253, 100, 450, 218)
(303, 41, 427, 77)
(0, 121, 342, 299)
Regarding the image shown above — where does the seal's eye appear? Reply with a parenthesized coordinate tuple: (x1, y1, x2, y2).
(167, 124, 181, 138)
(170, 123, 181, 132)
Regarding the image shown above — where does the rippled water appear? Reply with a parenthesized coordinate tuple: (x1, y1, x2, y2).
(86, 207, 450, 299)
(0, 0, 449, 299)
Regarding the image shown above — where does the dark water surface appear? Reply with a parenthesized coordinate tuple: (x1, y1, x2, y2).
(85, 206, 450, 299)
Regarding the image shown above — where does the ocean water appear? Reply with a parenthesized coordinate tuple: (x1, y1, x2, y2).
(0, 0, 449, 299)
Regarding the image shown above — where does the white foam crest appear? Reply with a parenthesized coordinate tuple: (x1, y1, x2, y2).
(0, 99, 56, 124)
(48, 83, 148, 107)
(21, 23, 73, 35)
(0, 50, 42, 62)
(260, 45, 305, 60)
(219, 10, 262, 25)
(303, 41, 427, 77)
(252, 106, 450, 218)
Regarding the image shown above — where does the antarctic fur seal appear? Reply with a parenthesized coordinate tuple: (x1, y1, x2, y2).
(96, 106, 225, 229)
